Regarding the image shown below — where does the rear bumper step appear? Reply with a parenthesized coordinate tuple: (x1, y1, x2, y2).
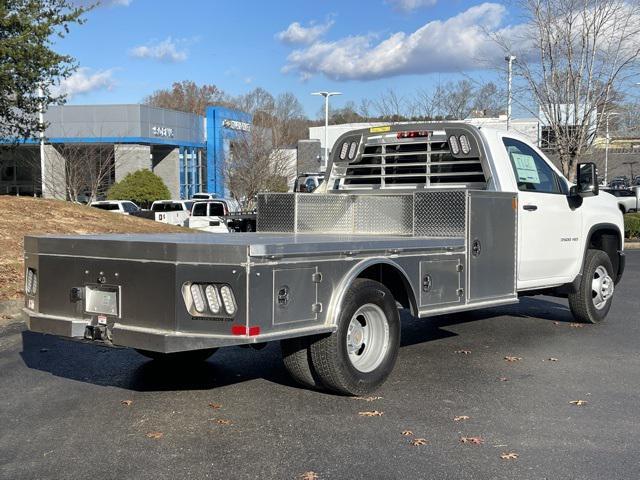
(24, 309, 335, 353)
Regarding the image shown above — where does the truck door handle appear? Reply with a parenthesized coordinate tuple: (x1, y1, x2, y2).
(523, 205, 538, 211)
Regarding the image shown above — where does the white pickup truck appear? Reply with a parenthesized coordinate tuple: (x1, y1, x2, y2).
(24, 123, 625, 395)
(130, 200, 195, 226)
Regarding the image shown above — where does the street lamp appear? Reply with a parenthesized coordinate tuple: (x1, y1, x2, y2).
(604, 111, 620, 185)
(505, 55, 516, 130)
(312, 91, 342, 170)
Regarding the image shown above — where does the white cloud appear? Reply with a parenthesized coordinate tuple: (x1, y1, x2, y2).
(54, 68, 116, 98)
(282, 3, 526, 81)
(276, 20, 334, 45)
(386, 0, 437, 12)
(129, 37, 188, 63)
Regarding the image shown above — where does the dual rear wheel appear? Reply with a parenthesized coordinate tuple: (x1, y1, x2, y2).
(281, 279, 401, 396)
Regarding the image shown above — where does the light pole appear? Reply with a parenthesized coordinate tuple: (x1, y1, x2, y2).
(604, 111, 619, 186)
(312, 91, 342, 171)
(505, 55, 516, 130)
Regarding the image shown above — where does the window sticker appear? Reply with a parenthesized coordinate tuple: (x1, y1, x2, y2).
(511, 153, 540, 184)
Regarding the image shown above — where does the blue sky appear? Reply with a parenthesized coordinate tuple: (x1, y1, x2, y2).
(57, 0, 522, 116)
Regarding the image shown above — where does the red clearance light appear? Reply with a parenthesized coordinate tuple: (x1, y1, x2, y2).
(397, 130, 431, 139)
(231, 325, 246, 335)
(248, 326, 261, 336)
(231, 325, 261, 336)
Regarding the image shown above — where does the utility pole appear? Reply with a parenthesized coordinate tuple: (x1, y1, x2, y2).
(311, 91, 342, 171)
(505, 55, 516, 130)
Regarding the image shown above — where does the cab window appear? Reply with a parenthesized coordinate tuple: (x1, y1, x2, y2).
(503, 137, 562, 194)
(192, 203, 207, 216)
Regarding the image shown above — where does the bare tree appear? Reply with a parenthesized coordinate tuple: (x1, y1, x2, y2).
(473, 82, 504, 116)
(225, 126, 295, 209)
(373, 88, 407, 122)
(143, 81, 228, 115)
(496, 0, 640, 178)
(439, 80, 476, 119)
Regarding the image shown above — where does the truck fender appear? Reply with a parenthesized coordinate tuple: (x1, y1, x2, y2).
(324, 258, 419, 328)
(580, 223, 624, 283)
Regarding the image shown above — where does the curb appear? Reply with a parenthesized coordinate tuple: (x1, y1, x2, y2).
(625, 241, 640, 250)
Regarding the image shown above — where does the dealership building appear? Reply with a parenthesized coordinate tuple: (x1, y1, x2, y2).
(0, 104, 251, 199)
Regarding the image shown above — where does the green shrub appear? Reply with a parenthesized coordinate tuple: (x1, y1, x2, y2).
(107, 169, 170, 208)
(624, 213, 640, 240)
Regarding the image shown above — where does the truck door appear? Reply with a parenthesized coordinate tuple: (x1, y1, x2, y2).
(502, 137, 582, 286)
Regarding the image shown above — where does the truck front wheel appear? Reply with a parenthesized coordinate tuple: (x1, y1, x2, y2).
(568, 249, 615, 323)
(309, 279, 400, 396)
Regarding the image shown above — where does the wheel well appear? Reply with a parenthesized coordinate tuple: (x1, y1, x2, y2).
(618, 204, 626, 214)
(588, 228, 621, 275)
(357, 263, 418, 316)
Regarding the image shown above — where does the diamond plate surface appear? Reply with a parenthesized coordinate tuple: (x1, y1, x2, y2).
(257, 194, 296, 232)
(354, 195, 413, 235)
(413, 190, 466, 237)
(296, 194, 353, 233)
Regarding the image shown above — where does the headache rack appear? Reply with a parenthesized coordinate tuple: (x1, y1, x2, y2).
(326, 123, 488, 192)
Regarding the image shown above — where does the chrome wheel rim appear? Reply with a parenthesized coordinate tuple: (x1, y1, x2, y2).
(346, 303, 390, 373)
(592, 265, 614, 310)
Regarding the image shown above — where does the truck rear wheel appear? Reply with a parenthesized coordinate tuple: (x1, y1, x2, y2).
(310, 279, 400, 396)
(135, 348, 218, 363)
(568, 249, 615, 323)
(281, 336, 321, 389)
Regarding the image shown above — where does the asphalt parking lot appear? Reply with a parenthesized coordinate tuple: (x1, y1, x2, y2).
(1, 252, 639, 480)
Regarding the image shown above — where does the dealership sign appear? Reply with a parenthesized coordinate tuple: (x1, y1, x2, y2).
(152, 126, 174, 138)
(222, 119, 251, 132)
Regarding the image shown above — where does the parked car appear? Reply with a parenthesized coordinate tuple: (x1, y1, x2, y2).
(90, 200, 140, 215)
(130, 199, 195, 226)
(186, 200, 236, 233)
(602, 188, 639, 213)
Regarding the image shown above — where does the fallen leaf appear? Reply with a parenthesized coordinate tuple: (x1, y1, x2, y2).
(401, 430, 414, 436)
(504, 356, 522, 362)
(299, 472, 319, 480)
(500, 452, 519, 460)
(569, 400, 588, 406)
(353, 396, 383, 402)
(120, 400, 133, 407)
(569, 323, 585, 328)
(358, 411, 384, 417)
(146, 431, 163, 439)
(208, 403, 222, 410)
(215, 419, 233, 425)
(455, 350, 471, 355)
(460, 436, 484, 445)
(454, 415, 470, 422)
(410, 438, 429, 446)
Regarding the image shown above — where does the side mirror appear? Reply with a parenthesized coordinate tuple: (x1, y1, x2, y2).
(572, 162, 599, 197)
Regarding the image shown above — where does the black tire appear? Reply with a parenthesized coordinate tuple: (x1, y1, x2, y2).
(309, 279, 400, 396)
(135, 348, 218, 363)
(281, 336, 322, 390)
(568, 249, 615, 323)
